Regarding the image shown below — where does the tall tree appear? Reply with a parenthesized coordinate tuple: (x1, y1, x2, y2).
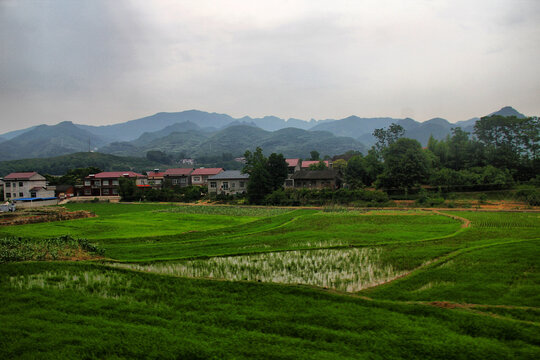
(376, 138, 431, 190)
(310, 150, 320, 161)
(373, 123, 405, 156)
(266, 153, 288, 190)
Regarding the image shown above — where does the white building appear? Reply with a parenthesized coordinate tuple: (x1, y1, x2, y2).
(208, 170, 249, 195)
(3, 172, 56, 199)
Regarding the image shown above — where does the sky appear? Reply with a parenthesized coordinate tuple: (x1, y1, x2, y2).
(1, 0, 539, 133)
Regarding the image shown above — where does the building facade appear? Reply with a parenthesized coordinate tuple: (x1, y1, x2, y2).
(3, 172, 55, 199)
(163, 168, 194, 187)
(191, 168, 224, 186)
(83, 171, 147, 196)
(291, 169, 342, 189)
(208, 170, 249, 195)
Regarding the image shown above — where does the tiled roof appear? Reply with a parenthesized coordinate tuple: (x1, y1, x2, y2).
(301, 160, 329, 168)
(286, 158, 300, 167)
(89, 171, 144, 179)
(208, 170, 249, 180)
(4, 172, 39, 180)
(164, 168, 194, 176)
(146, 171, 165, 178)
(291, 169, 340, 180)
(191, 168, 224, 176)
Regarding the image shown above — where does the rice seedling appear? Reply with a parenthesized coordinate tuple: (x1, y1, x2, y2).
(110, 247, 405, 292)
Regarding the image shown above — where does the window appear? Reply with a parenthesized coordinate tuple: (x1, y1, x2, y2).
(94, 180, 101, 186)
(103, 180, 109, 186)
(231, 182, 236, 188)
(239, 181, 245, 188)
(103, 189, 109, 195)
(112, 180, 119, 186)
(6, 193, 10, 198)
(84, 180, 91, 186)
(84, 189, 91, 195)
(172, 179, 179, 185)
(180, 177, 187, 183)
(31, 192, 36, 197)
(193, 176, 201, 182)
(12, 183, 16, 188)
(5, 182, 10, 188)
(222, 182, 229, 190)
(19, 182, 23, 187)
(12, 193, 16, 198)
(112, 189, 118, 195)
(19, 192, 23, 197)
(210, 182, 217, 188)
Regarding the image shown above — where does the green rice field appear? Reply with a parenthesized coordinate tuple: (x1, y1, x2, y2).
(1, 203, 539, 359)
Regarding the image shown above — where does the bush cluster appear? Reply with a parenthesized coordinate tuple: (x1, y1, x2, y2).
(264, 188, 389, 206)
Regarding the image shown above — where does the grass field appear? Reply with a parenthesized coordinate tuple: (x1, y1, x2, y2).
(1, 203, 539, 358)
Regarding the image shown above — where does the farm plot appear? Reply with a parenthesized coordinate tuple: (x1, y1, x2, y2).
(110, 247, 406, 292)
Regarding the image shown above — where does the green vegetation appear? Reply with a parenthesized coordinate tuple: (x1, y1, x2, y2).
(0, 203, 539, 358)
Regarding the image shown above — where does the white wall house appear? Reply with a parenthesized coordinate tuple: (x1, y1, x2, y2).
(208, 170, 249, 195)
(3, 172, 56, 199)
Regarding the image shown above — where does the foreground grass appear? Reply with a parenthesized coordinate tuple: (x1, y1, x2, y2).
(1, 262, 539, 359)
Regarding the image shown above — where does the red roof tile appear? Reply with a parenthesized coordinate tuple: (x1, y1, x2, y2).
(146, 172, 165, 178)
(191, 168, 224, 176)
(286, 158, 300, 167)
(89, 171, 144, 179)
(301, 160, 329, 168)
(164, 168, 194, 176)
(4, 172, 39, 180)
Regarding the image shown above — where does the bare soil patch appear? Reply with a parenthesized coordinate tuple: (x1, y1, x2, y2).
(0, 207, 95, 226)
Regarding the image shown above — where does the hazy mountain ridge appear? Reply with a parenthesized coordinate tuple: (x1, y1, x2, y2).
(0, 121, 107, 161)
(0, 106, 528, 161)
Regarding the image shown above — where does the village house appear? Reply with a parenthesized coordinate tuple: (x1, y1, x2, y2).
(3, 172, 56, 200)
(83, 171, 147, 196)
(146, 169, 166, 189)
(208, 170, 249, 195)
(191, 168, 223, 186)
(163, 168, 194, 187)
(284, 158, 301, 188)
(291, 169, 342, 189)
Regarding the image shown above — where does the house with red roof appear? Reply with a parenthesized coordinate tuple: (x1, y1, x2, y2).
(163, 168, 194, 187)
(3, 172, 56, 200)
(146, 169, 166, 189)
(284, 159, 301, 188)
(83, 171, 147, 196)
(191, 168, 224, 186)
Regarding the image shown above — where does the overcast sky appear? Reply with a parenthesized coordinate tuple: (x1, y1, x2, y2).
(1, 0, 539, 133)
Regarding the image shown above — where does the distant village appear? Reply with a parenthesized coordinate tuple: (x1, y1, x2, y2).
(0, 158, 340, 209)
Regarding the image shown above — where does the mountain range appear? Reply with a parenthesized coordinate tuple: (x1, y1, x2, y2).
(0, 106, 527, 161)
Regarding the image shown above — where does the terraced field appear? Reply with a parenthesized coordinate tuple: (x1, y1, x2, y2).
(1, 203, 539, 359)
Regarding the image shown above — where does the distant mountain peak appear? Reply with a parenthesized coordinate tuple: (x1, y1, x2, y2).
(488, 106, 525, 118)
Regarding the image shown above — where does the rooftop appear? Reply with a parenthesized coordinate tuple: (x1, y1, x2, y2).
(291, 169, 340, 180)
(301, 160, 330, 168)
(208, 170, 249, 180)
(191, 168, 224, 176)
(88, 171, 144, 179)
(286, 158, 300, 167)
(4, 172, 40, 180)
(164, 168, 194, 176)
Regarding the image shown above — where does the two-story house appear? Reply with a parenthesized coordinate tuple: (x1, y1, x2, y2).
(83, 171, 147, 196)
(208, 170, 249, 195)
(284, 158, 301, 188)
(191, 168, 224, 186)
(163, 168, 194, 187)
(146, 169, 166, 189)
(3, 172, 56, 199)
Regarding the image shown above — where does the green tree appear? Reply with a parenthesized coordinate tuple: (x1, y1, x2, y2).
(376, 138, 431, 190)
(373, 123, 405, 157)
(345, 155, 369, 189)
(267, 153, 288, 190)
(243, 147, 273, 204)
(310, 150, 320, 161)
(308, 161, 328, 170)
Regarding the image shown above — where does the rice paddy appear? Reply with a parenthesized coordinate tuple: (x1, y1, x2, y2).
(0, 202, 539, 358)
(110, 247, 406, 292)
